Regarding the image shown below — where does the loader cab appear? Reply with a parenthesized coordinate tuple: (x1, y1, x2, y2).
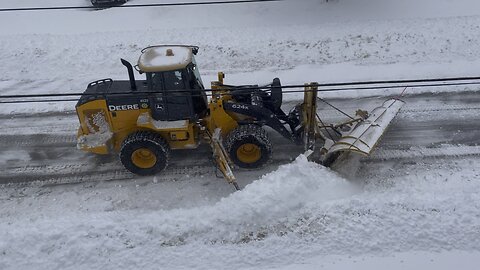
(138, 46, 208, 121)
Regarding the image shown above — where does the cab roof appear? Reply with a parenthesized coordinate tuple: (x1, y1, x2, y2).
(137, 45, 194, 73)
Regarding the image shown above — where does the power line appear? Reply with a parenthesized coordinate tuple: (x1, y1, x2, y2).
(0, 0, 284, 12)
(2, 75, 480, 98)
(1, 76, 480, 104)
(0, 99, 79, 104)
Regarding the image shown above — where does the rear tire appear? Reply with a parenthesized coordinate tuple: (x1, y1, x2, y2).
(225, 125, 272, 168)
(120, 131, 170, 176)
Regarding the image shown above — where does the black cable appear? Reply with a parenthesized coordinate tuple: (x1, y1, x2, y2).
(316, 81, 480, 92)
(1, 76, 480, 100)
(317, 97, 354, 120)
(0, 0, 284, 12)
(318, 76, 480, 88)
(1, 80, 478, 104)
(0, 99, 79, 104)
(316, 112, 337, 143)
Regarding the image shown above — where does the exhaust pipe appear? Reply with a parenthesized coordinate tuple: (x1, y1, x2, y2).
(120, 58, 137, 91)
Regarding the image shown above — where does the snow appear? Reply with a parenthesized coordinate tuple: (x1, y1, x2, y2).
(77, 131, 112, 149)
(0, 156, 357, 268)
(1, 0, 480, 269)
(2, 154, 480, 269)
(77, 110, 113, 149)
(138, 46, 192, 72)
(277, 251, 480, 270)
(137, 112, 188, 129)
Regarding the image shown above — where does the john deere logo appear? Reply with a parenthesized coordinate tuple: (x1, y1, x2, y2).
(141, 103, 149, 109)
(108, 104, 139, 111)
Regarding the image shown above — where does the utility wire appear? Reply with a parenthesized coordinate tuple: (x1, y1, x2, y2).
(0, 99, 79, 104)
(1, 76, 480, 102)
(1, 80, 479, 104)
(317, 97, 354, 120)
(0, 0, 284, 12)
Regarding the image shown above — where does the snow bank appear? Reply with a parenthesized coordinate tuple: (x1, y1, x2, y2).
(181, 155, 360, 242)
(2, 154, 480, 269)
(0, 155, 360, 269)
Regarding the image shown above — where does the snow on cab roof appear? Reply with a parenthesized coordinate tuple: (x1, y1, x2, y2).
(137, 46, 193, 72)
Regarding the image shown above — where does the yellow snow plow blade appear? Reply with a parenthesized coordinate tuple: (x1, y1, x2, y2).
(326, 98, 405, 156)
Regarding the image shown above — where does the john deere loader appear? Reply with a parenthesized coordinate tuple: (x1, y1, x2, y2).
(76, 45, 404, 189)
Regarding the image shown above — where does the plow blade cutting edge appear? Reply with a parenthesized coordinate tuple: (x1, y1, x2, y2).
(326, 98, 405, 156)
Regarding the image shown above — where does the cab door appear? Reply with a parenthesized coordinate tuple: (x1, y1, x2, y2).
(147, 70, 194, 121)
(148, 73, 168, 120)
(163, 70, 194, 120)
(150, 93, 168, 120)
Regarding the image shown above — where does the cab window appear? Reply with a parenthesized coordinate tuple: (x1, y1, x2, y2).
(164, 70, 185, 91)
(147, 70, 186, 91)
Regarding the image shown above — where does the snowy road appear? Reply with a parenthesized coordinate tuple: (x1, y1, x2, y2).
(2, 90, 480, 269)
(1, 91, 480, 187)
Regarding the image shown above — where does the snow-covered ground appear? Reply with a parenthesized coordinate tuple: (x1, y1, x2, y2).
(2, 0, 480, 114)
(1, 0, 480, 269)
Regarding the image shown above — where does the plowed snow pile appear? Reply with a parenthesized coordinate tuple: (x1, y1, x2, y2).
(2, 155, 480, 269)
(0, 156, 358, 268)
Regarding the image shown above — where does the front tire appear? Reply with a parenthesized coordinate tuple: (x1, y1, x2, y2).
(225, 125, 272, 168)
(120, 131, 170, 176)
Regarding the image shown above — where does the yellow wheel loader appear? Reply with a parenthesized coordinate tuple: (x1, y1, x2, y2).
(76, 45, 404, 189)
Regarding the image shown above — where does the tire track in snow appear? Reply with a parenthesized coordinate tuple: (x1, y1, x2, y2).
(1, 92, 480, 185)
